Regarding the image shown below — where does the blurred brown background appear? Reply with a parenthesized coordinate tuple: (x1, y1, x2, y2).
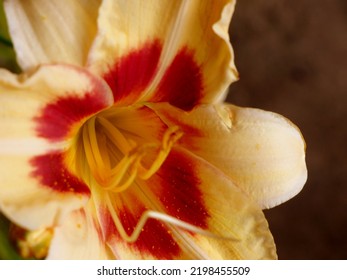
(228, 0, 347, 259)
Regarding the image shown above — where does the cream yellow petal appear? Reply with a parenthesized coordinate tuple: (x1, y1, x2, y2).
(47, 208, 108, 260)
(187, 154, 277, 259)
(88, 0, 237, 108)
(148, 103, 307, 209)
(4, 0, 101, 70)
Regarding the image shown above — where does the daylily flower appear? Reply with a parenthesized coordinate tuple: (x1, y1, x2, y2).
(0, 0, 307, 259)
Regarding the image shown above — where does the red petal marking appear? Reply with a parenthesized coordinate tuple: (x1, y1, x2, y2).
(120, 207, 180, 259)
(103, 40, 162, 105)
(35, 92, 109, 142)
(155, 149, 209, 228)
(30, 152, 90, 195)
(100, 204, 180, 259)
(35, 93, 108, 142)
(152, 47, 203, 111)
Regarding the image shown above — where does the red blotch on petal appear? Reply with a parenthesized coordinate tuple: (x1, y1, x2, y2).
(103, 40, 162, 105)
(120, 208, 180, 259)
(30, 152, 90, 195)
(153, 48, 203, 111)
(155, 149, 209, 228)
(35, 92, 109, 142)
(100, 204, 180, 259)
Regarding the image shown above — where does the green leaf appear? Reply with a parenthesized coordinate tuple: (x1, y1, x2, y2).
(0, 0, 20, 72)
(0, 213, 22, 260)
(0, 0, 12, 47)
(0, 35, 12, 48)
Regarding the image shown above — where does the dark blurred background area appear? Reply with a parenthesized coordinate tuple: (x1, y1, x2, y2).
(228, 0, 347, 259)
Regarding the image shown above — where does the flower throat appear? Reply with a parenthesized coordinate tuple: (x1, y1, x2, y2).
(72, 106, 183, 193)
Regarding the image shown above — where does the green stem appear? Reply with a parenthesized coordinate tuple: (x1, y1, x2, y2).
(0, 214, 22, 259)
(0, 35, 13, 48)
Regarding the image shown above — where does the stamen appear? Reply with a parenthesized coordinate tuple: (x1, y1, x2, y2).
(87, 117, 106, 172)
(82, 122, 103, 183)
(138, 126, 183, 180)
(103, 154, 139, 193)
(97, 132, 111, 171)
